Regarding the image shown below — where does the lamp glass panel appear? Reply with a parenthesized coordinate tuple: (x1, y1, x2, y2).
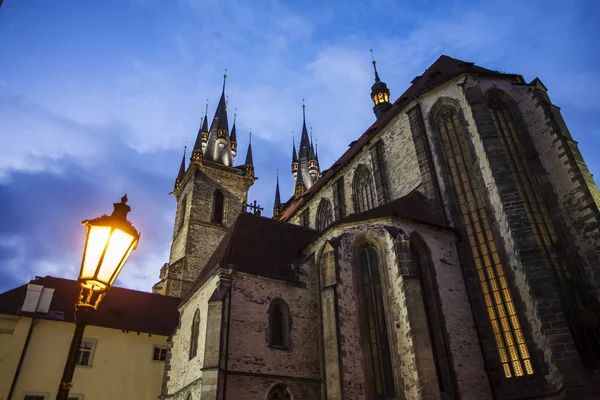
(81, 226, 112, 279)
(97, 229, 134, 284)
(107, 241, 135, 286)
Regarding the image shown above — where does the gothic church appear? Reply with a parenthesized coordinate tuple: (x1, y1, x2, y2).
(153, 55, 600, 400)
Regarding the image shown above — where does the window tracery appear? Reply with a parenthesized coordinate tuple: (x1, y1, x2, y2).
(434, 105, 533, 377)
(353, 165, 375, 213)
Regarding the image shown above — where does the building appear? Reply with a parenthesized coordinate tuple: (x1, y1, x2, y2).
(156, 54, 600, 400)
(0, 276, 180, 400)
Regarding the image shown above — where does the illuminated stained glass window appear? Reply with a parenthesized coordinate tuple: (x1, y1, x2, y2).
(360, 244, 395, 396)
(353, 165, 376, 213)
(435, 107, 533, 377)
(489, 97, 600, 368)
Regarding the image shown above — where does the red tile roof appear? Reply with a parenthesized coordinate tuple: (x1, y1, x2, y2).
(0, 276, 180, 336)
(279, 55, 514, 220)
(189, 213, 316, 293)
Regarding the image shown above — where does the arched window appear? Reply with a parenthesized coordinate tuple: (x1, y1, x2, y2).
(358, 243, 395, 397)
(268, 299, 291, 350)
(186, 394, 192, 400)
(266, 383, 292, 400)
(411, 235, 456, 398)
(177, 194, 188, 232)
(432, 104, 533, 377)
(488, 93, 600, 368)
(189, 309, 200, 359)
(212, 190, 225, 224)
(353, 165, 375, 213)
(316, 199, 333, 230)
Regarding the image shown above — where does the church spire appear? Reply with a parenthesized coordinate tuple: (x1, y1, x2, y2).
(369, 49, 392, 120)
(175, 146, 186, 189)
(291, 134, 298, 178)
(298, 100, 310, 159)
(204, 71, 235, 167)
(244, 130, 255, 180)
(245, 130, 253, 166)
(273, 172, 282, 217)
(230, 110, 238, 157)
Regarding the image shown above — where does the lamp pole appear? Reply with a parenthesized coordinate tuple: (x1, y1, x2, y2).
(56, 195, 140, 400)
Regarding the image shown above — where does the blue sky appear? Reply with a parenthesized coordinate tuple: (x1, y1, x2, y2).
(1, 0, 599, 293)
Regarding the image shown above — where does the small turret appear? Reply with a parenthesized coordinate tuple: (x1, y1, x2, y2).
(309, 129, 319, 180)
(244, 131, 254, 180)
(370, 49, 392, 120)
(174, 146, 187, 190)
(291, 134, 298, 178)
(273, 173, 282, 217)
(294, 154, 307, 197)
(231, 110, 238, 158)
(200, 102, 209, 152)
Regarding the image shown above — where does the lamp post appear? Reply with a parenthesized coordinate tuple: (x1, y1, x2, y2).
(56, 195, 140, 400)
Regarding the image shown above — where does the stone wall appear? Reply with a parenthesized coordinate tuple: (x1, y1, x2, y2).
(224, 270, 321, 399)
(164, 273, 221, 399)
(305, 218, 490, 400)
(156, 162, 252, 298)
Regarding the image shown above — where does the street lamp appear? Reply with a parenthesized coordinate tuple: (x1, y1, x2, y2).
(56, 195, 140, 400)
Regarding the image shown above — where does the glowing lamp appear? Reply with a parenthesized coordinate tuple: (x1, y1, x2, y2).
(77, 195, 140, 309)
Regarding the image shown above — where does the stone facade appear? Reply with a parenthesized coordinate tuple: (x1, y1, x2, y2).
(159, 56, 600, 399)
(153, 161, 253, 298)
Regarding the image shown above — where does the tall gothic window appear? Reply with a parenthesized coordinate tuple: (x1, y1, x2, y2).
(411, 235, 456, 398)
(488, 94, 600, 368)
(353, 165, 375, 213)
(266, 384, 291, 400)
(177, 194, 188, 232)
(189, 309, 200, 359)
(316, 199, 333, 230)
(212, 190, 225, 224)
(359, 243, 395, 397)
(434, 105, 533, 378)
(332, 177, 346, 220)
(268, 299, 291, 350)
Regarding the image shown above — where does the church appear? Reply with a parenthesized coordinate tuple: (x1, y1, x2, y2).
(151, 54, 600, 400)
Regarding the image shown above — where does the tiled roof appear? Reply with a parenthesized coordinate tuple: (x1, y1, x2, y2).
(191, 213, 316, 290)
(334, 191, 447, 229)
(0, 276, 180, 336)
(279, 55, 514, 220)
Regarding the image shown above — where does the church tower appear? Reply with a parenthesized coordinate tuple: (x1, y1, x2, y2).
(292, 102, 320, 196)
(153, 74, 256, 298)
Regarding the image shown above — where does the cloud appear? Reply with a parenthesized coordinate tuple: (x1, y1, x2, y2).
(0, 0, 598, 294)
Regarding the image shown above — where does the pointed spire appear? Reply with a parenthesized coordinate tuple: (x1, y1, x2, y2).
(299, 100, 311, 159)
(292, 133, 298, 164)
(244, 129, 253, 166)
(229, 111, 238, 157)
(273, 172, 281, 217)
(202, 101, 209, 132)
(210, 70, 229, 134)
(175, 146, 187, 189)
(370, 49, 380, 82)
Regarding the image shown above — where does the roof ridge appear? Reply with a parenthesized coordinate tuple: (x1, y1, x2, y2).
(29, 276, 181, 299)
